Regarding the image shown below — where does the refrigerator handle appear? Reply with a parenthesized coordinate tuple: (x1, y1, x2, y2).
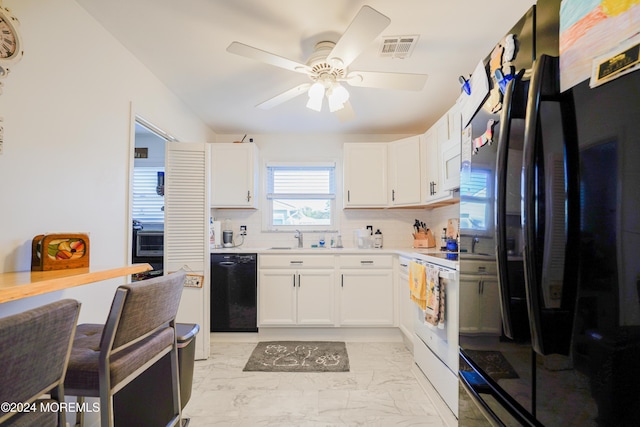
(495, 69, 526, 340)
(523, 55, 580, 356)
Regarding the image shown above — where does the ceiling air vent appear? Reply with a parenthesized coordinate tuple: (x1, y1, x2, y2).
(379, 35, 419, 59)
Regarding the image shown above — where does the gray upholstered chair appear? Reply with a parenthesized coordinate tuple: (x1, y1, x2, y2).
(64, 271, 186, 427)
(0, 299, 82, 427)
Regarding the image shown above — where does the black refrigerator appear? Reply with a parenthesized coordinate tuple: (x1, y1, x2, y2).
(458, 0, 640, 425)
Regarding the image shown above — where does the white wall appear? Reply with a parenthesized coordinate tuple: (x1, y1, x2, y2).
(212, 134, 459, 250)
(0, 0, 215, 319)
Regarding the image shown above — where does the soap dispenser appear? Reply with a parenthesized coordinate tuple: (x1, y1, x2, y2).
(373, 229, 383, 249)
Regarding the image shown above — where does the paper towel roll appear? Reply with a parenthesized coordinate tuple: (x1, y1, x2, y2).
(212, 220, 222, 247)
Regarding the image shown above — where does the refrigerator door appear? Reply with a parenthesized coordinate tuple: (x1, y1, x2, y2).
(567, 68, 640, 426)
(458, 7, 537, 426)
(522, 54, 580, 356)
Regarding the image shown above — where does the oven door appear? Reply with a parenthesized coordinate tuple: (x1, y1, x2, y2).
(414, 267, 459, 373)
(413, 263, 459, 415)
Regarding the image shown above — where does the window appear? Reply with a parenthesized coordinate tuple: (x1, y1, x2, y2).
(460, 167, 492, 232)
(265, 163, 336, 230)
(132, 167, 165, 223)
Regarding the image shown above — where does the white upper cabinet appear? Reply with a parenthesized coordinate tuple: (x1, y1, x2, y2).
(388, 135, 422, 206)
(440, 105, 461, 192)
(210, 143, 258, 208)
(421, 127, 440, 203)
(343, 143, 388, 208)
(421, 105, 461, 205)
(343, 103, 461, 209)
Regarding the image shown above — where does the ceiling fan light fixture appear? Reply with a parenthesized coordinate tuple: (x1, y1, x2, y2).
(332, 83, 349, 103)
(328, 96, 344, 112)
(306, 82, 325, 111)
(328, 83, 349, 112)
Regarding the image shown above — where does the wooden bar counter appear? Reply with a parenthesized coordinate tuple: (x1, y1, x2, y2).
(0, 264, 152, 304)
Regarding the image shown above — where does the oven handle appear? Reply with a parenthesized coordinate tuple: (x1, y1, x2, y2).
(438, 270, 457, 281)
(459, 350, 542, 427)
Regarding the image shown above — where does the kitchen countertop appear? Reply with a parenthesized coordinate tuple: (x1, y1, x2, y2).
(210, 247, 460, 270)
(0, 263, 152, 304)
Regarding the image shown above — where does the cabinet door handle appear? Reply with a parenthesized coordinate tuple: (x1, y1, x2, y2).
(341, 274, 344, 287)
(392, 189, 395, 201)
(293, 274, 296, 287)
(360, 260, 374, 264)
(247, 191, 251, 202)
(290, 261, 303, 265)
(347, 190, 351, 202)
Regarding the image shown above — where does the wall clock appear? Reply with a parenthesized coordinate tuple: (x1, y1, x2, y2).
(0, 3, 23, 85)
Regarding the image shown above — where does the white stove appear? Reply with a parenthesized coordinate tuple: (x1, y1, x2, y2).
(411, 255, 459, 417)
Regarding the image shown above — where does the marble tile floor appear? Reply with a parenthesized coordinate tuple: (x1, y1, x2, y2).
(182, 341, 451, 426)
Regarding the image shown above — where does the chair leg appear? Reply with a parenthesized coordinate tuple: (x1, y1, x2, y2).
(169, 345, 182, 427)
(100, 394, 114, 427)
(51, 384, 67, 427)
(74, 396, 84, 427)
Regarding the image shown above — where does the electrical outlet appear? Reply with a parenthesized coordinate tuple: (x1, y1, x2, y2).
(240, 225, 247, 236)
(549, 284, 562, 300)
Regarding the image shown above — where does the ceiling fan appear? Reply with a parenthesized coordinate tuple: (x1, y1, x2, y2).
(226, 5, 428, 121)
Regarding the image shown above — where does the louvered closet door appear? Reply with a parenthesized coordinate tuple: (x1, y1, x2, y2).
(165, 142, 210, 359)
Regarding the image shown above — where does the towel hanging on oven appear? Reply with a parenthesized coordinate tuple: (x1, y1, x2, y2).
(425, 266, 445, 327)
(409, 261, 426, 310)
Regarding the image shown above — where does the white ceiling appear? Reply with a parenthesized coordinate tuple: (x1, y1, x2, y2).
(76, 0, 535, 136)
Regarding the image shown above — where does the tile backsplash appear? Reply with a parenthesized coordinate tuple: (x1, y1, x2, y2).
(212, 203, 459, 249)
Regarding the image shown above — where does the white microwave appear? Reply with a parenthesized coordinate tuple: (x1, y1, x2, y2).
(135, 230, 164, 257)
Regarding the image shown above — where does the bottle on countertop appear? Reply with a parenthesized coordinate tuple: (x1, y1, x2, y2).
(209, 217, 215, 249)
(373, 229, 383, 249)
(440, 227, 448, 251)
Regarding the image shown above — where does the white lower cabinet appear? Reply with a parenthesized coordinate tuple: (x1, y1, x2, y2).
(338, 255, 394, 326)
(258, 255, 334, 326)
(459, 262, 502, 335)
(258, 253, 397, 328)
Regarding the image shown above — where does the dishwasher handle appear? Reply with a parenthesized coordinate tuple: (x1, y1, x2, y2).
(218, 261, 236, 267)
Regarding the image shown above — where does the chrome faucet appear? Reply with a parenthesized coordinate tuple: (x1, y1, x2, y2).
(294, 230, 303, 248)
(472, 235, 480, 253)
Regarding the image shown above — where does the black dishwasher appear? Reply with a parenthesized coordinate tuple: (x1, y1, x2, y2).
(210, 253, 258, 332)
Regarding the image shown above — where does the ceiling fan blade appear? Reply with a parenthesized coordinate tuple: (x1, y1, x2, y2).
(256, 83, 311, 109)
(335, 100, 356, 122)
(327, 6, 391, 69)
(227, 42, 311, 74)
(344, 71, 428, 91)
